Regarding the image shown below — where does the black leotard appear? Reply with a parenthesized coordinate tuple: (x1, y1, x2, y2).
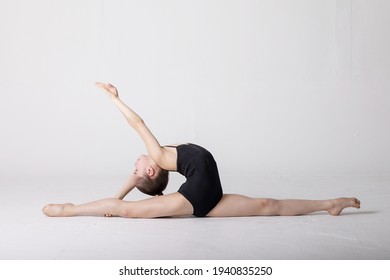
(171, 143, 223, 217)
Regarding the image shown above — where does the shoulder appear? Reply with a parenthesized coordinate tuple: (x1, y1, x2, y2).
(157, 143, 191, 171)
(157, 146, 179, 171)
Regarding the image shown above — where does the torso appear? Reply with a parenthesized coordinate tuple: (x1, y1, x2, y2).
(167, 143, 224, 217)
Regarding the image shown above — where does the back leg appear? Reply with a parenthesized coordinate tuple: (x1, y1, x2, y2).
(207, 194, 361, 217)
(207, 194, 273, 217)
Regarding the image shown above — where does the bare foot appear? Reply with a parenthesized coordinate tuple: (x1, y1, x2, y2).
(42, 203, 74, 217)
(327, 197, 360, 216)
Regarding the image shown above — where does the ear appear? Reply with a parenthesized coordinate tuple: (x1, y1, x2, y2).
(146, 166, 156, 177)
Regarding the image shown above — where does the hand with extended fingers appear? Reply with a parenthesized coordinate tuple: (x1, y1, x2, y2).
(95, 82, 119, 99)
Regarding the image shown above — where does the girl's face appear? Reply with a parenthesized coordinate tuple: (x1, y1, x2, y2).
(134, 154, 154, 177)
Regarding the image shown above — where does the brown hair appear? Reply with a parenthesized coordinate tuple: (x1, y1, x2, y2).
(136, 168, 169, 196)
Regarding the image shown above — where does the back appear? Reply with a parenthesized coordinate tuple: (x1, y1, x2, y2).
(175, 144, 223, 217)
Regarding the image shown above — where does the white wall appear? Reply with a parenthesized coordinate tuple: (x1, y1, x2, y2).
(0, 0, 389, 180)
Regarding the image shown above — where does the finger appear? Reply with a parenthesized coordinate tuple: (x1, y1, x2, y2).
(95, 82, 105, 87)
(96, 84, 111, 93)
(95, 84, 105, 90)
(95, 82, 109, 89)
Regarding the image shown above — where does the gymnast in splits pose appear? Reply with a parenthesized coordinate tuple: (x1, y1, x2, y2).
(43, 82, 360, 218)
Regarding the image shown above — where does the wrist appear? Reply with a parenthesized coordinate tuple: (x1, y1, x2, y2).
(111, 97, 122, 106)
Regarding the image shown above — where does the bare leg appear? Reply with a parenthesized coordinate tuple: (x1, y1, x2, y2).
(207, 194, 361, 217)
(42, 198, 124, 217)
(43, 194, 360, 218)
(42, 192, 193, 218)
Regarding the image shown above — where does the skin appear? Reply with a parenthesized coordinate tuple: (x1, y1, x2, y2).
(42, 83, 361, 218)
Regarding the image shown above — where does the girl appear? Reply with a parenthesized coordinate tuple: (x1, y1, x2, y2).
(43, 83, 360, 218)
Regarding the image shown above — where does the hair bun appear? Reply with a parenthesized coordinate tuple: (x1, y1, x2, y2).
(157, 192, 164, 196)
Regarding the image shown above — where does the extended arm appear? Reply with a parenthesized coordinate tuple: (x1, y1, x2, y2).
(110, 97, 163, 160)
(115, 174, 137, 200)
(95, 82, 176, 170)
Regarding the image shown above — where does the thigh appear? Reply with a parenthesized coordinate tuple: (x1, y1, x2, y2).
(123, 192, 194, 218)
(207, 194, 263, 217)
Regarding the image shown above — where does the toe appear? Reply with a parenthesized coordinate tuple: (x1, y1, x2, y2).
(354, 198, 361, 208)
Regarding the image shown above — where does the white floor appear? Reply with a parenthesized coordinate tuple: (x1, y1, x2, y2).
(0, 175, 389, 260)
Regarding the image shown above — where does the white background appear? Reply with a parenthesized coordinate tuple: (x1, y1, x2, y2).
(0, 0, 390, 263)
(1, 0, 389, 179)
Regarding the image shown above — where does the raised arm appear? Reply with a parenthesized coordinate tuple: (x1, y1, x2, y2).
(95, 82, 176, 170)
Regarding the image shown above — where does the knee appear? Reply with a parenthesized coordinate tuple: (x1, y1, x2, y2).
(115, 200, 134, 218)
(258, 198, 279, 215)
(259, 198, 276, 208)
(105, 198, 132, 218)
(115, 201, 143, 218)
